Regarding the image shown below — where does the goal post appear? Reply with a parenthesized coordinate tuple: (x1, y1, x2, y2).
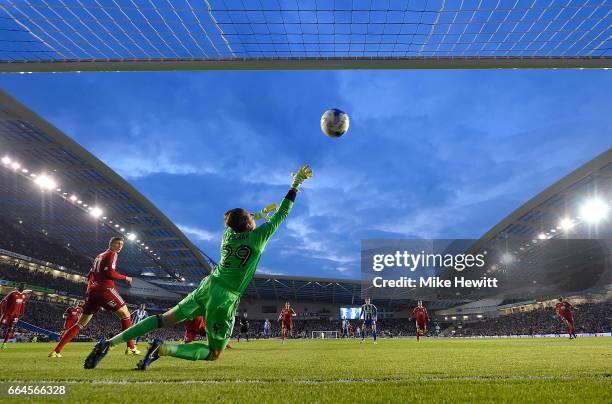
(311, 331, 339, 339)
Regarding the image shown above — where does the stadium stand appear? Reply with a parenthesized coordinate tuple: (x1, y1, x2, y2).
(2, 241, 610, 341)
(0, 261, 84, 297)
(0, 217, 92, 273)
(0, 260, 178, 310)
(458, 301, 612, 336)
(10, 300, 185, 343)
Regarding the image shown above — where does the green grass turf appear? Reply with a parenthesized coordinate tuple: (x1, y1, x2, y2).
(0, 338, 610, 403)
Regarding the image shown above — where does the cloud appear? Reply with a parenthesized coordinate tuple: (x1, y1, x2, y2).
(284, 216, 357, 264)
(102, 151, 213, 179)
(256, 267, 286, 276)
(177, 223, 217, 242)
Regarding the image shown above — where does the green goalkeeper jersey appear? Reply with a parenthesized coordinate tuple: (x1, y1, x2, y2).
(210, 197, 294, 294)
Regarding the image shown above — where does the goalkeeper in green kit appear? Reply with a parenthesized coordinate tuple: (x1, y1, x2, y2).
(84, 165, 313, 370)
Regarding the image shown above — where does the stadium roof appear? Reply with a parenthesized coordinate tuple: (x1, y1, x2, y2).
(1, 0, 610, 72)
(0, 89, 213, 280)
(447, 148, 612, 300)
(474, 148, 612, 250)
(157, 274, 364, 304)
(156, 273, 460, 308)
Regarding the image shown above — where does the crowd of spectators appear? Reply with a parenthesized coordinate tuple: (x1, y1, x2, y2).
(14, 299, 185, 343)
(3, 261, 610, 340)
(1, 225, 610, 341)
(7, 297, 612, 343)
(0, 218, 91, 273)
(0, 262, 84, 296)
(231, 318, 424, 339)
(13, 297, 422, 342)
(459, 301, 612, 336)
(0, 261, 178, 309)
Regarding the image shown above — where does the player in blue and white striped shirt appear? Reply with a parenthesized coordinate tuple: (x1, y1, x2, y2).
(263, 319, 271, 338)
(131, 304, 148, 345)
(359, 297, 378, 343)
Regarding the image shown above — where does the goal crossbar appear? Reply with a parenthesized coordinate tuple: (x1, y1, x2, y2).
(1, 1, 610, 72)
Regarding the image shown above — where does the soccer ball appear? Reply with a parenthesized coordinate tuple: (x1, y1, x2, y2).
(320, 108, 349, 138)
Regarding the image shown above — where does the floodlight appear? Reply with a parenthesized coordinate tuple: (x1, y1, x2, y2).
(559, 218, 575, 231)
(90, 207, 103, 218)
(580, 199, 609, 223)
(34, 174, 57, 191)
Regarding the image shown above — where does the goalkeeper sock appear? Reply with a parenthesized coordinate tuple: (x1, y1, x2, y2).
(373, 331, 377, 341)
(109, 315, 159, 347)
(162, 343, 211, 361)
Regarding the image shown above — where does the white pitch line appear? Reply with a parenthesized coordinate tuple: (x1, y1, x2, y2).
(3, 374, 610, 385)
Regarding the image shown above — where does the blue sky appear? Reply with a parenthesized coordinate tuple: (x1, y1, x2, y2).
(1, 69, 610, 279)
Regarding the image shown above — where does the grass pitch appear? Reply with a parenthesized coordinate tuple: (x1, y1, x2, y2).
(0, 338, 610, 403)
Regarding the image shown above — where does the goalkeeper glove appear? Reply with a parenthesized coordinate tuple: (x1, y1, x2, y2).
(253, 203, 279, 222)
(291, 164, 313, 189)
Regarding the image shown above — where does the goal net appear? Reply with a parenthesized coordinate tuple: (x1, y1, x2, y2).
(312, 331, 339, 339)
(0, 1, 609, 72)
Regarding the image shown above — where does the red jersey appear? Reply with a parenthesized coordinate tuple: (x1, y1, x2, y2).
(555, 302, 572, 316)
(280, 308, 295, 323)
(1, 290, 28, 317)
(64, 306, 83, 324)
(412, 307, 429, 322)
(184, 316, 205, 332)
(87, 250, 126, 292)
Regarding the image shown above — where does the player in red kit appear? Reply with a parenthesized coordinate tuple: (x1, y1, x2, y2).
(49, 237, 139, 358)
(0, 282, 29, 349)
(278, 302, 296, 344)
(61, 303, 83, 338)
(411, 300, 429, 342)
(183, 316, 232, 348)
(555, 297, 577, 339)
(184, 315, 206, 343)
